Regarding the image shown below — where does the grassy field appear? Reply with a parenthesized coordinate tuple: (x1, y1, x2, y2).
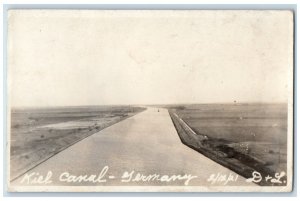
(10, 106, 146, 180)
(168, 103, 288, 186)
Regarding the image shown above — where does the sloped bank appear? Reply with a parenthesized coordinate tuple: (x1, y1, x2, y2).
(168, 110, 286, 186)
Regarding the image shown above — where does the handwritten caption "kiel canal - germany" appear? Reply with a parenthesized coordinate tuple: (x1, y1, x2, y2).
(19, 166, 286, 186)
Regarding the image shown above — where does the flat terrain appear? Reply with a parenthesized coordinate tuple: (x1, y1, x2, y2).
(10, 106, 145, 180)
(168, 103, 287, 185)
(11, 108, 254, 187)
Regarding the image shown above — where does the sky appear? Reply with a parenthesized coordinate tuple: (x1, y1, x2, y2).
(8, 10, 293, 107)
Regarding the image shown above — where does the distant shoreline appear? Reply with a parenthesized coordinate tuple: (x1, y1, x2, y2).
(11, 102, 287, 111)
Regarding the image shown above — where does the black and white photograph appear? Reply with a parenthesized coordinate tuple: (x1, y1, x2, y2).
(6, 9, 294, 192)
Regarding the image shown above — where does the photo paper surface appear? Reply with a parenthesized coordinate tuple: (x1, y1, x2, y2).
(7, 10, 294, 192)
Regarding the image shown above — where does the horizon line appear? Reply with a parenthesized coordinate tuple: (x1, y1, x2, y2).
(10, 101, 288, 109)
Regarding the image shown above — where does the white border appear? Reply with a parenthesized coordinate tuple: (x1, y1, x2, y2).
(1, 0, 299, 199)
